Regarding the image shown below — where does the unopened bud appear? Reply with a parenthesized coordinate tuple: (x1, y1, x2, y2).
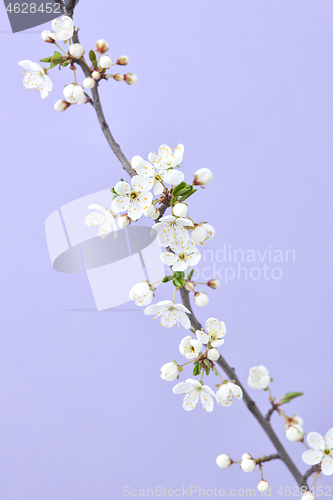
(173, 203, 188, 218)
(130, 155, 143, 172)
(143, 204, 159, 219)
(99, 55, 112, 69)
(302, 492, 316, 500)
(69, 43, 84, 59)
(193, 292, 209, 307)
(193, 168, 213, 186)
(54, 99, 70, 112)
(124, 73, 138, 85)
(83, 77, 95, 89)
(113, 73, 124, 81)
(92, 71, 101, 80)
(95, 39, 109, 54)
(257, 480, 269, 493)
(207, 279, 220, 289)
(185, 281, 195, 292)
(241, 453, 252, 461)
(41, 30, 55, 43)
(240, 458, 256, 473)
(216, 454, 232, 469)
(118, 214, 131, 228)
(207, 348, 220, 362)
(117, 55, 129, 65)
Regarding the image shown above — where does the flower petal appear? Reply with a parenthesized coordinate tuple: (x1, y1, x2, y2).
(111, 195, 130, 213)
(321, 455, 333, 476)
(114, 181, 130, 196)
(302, 449, 324, 465)
(307, 432, 325, 451)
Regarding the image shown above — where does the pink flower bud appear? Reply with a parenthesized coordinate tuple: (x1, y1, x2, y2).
(124, 73, 138, 85)
(113, 73, 125, 81)
(95, 39, 109, 54)
(207, 279, 220, 289)
(117, 55, 129, 65)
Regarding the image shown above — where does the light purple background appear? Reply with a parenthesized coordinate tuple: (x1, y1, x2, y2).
(1, 1, 333, 498)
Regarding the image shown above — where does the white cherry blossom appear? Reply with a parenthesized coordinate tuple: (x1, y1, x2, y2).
(179, 332, 202, 359)
(18, 61, 53, 99)
(172, 378, 216, 412)
(144, 300, 191, 329)
(160, 239, 201, 272)
(196, 318, 226, 348)
(160, 362, 179, 381)
(152, 215, 193, 252)
(216, 382, 243, 407)
(85, 204, 117, 238)
(247, 365, 270, 390)
(134, 157, 184, 196)
(302, 428, 333, 475)
(191, 223, 215, 246)
(49, 16, 74, 41)
(129, 282, 153, 306)
(148, 144, 185, 170)
(111, 176, 153, 221)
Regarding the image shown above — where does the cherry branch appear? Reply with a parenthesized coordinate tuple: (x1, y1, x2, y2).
(60, 1, 312, 491)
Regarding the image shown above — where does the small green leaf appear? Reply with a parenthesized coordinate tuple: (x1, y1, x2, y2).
(172, 182, 187, 195)
(89, 50, 98, 68)
(188, 269, 194, 280)
(205, 365, 211, 376)
(279, 392, 304, 405)
(40, 56, 52, 63)
(173, 278, 184, 288)
(179, 188, 197, 202)
(193, 363, 200, 376)
(162, 276, 173, 283)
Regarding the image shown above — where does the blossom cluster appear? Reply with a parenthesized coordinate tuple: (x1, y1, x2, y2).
(18, 16, 137, 107)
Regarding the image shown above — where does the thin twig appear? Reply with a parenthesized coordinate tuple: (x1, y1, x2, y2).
(266, 402, 280, 421)
(256, 454, 280, 465)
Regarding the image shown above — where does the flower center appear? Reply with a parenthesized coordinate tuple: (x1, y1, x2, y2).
(130, 190, 138, 200)
(324, 448, 331, 455)
(178, 253, 187, 261)
(154, 173, 162, 182)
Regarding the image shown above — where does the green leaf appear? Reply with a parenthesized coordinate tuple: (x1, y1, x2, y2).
(173, 271, 185, 279)
(62, 61, 70, 67)
(188, 269, 194, 280)
(193, 363, 200, 376)
(205, 365, 211, 376)
(40, 56, 52, 63)
(89, 50, 98, 68)
(179, 188, 197, 202)
(172, 182, 187, 195)
(162, 276, 173, 283)
(279, 392, 304, 405)
(50, 51, 64, 69)
(173, 278, 184, 288)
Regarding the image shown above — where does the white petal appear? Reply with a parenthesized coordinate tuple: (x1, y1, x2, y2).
(200, 391, 214, 412)
(172, 382, 192, 394)
(325, 428, 333, 449)
(160, 252, 177, 266)
(196, 330, 209, 344)
(163, 169, 185, 185)
(183, 390, 199, 411)
(321, 455, 333, 476)
(111, 195, 130, 213)
(154, 182, 164, 195)
(131, 175, 148, 192)
(128, 199, 143, 220)
(307, 432, 325, 451)
(114, 181, 130, 196)
(302, 449, 324, 465)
